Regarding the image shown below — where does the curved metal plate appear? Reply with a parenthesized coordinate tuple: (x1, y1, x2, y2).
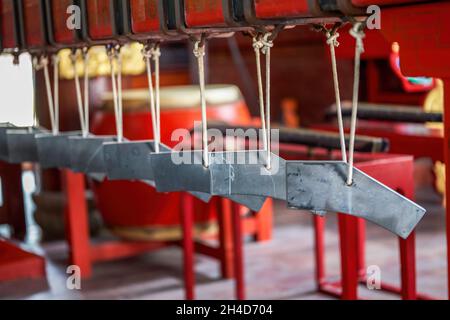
(209, 151, 286, 200)
(103, 142, 212, 203)
(69, 135, 117, 174)
(36, 131, 82, 168)
(286, 161, 426, 239)
(103, 141, 170, 181)
(151, 151, 266, 211)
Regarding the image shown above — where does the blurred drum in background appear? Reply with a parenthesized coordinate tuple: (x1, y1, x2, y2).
(90, 84, 253, 241)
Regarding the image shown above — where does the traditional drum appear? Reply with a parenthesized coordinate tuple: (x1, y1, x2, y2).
(90, 84, 253, 241)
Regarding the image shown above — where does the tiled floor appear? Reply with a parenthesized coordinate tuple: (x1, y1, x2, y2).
(0, 182, 447, 300)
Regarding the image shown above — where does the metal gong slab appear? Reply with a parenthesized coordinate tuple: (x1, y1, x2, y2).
(6, 127, 48, 164)
(103, 141, 170, 181)
(103, 141, 212, 203)
(69, 135, 117, 174)
(151, 151, 266, 212)
(36, 131, 83, 169)
(0, 123, 17, 161)
(286, 161, 426, 239)
(209, 151, 287, 200)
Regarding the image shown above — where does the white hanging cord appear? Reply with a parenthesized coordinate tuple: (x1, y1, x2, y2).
(82, 48, 90, 138)
(347, 23, 366, 186)
(193, 39, 209, 168)
(262, 33, 273, 170)
(117, 48, 124, 143)
(253, 33, 274, 169)
(71, 50, 87, 137)
(52, 55, 60, 135)
(326, 30, 347, 163)
(40, 56, 58, 135)
(253, 35, 267, 153)
(152, 44, 161, 148)
(142, 44, 160, 153)
(107, 46, 124, 143)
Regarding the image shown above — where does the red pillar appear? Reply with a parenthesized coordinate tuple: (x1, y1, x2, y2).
(62, 170, 92, 279)
(180, 193, 195, 300)
(338, 214, 359, 300)
(313, 215, 326, 287)
(232, 202, 245, 300)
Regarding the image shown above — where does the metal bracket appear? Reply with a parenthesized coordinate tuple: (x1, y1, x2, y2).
(286, 161, 426, 239)
(0, 123, 18, 161)
(5, 127, 46, 163)
(36, 131, 83, 168)
(69, 135, 117, 174)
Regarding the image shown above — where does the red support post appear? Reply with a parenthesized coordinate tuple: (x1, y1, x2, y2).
(62, 170, 92, 279)
(217, 198, 235, 279)
(232, 202, 245, 300)
(399, 233, 417, 300)
(313, 215, 326, 287)
(338, 213, 359, 300)
(180, 193, 195, 300)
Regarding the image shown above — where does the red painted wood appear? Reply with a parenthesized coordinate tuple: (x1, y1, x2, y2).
(232, 201, 245, 300)
(184, 0, 225, 27)
(0, 162, 26, 240)
(338, 213, 359, 300)
(22, 0, 46, 47)
(87, 0, 114, 40)
(129, 0, 160, 33)
(314, 215, 326, 286)
(399, 234, 417, 300)
(51, 0, 78, 44)
(0, 0, 18, 49)
(254, 0, 312, 19)
(0, 239, 46, 282)
(181, 193, 195, 300)
(217, 198, 235, 279)
(62, 170, 92, 279)
(352, 0, 432, 7)
(379, 2, 450, 299)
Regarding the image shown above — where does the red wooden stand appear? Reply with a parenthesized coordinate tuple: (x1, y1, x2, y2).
(61, 169, 267, 299)
(314, 155, 428, 299)
(378, 1, 450, 299)
(0, 239, 46, 282)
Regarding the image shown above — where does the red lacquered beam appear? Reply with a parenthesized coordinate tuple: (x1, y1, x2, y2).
(21, 0, 48, 50)
(253, 0, 314, 19)
(129, 0, 160, 33)
(46, 0, 81, 46)
(84, 0, 116, 41)
(184, 0, 226, 27)
(0, 0, 21, 50)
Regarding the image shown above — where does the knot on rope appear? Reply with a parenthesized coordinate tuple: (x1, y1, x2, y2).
(69, 50, 78, 65)
(326, 32, 340, 47)
(252, 36, 264, 52)
(150, 46, 161, 60)
(51, 54, 60, 65)
(40, 56, 49, 67)
(141, 47, 153, 60)
(253, 33, 273, 55)
(193, 40, 205, 58)
(32, 56, 44, 70)
(350, 24, 366, 53)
